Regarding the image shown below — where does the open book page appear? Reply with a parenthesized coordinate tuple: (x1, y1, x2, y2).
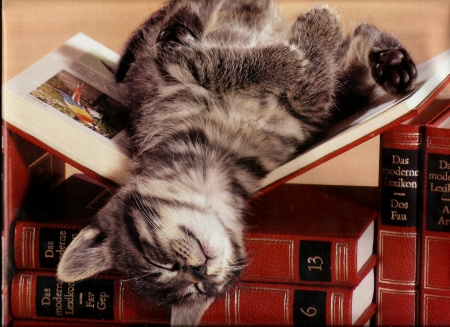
(260, 49, 450, 191)
(4, 33, 129, 154)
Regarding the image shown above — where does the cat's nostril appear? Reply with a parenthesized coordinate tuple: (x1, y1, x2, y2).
(190, 263, 207, 277)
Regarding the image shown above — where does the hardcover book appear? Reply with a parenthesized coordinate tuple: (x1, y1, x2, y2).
(2, 128, 66, 327)
(15, 180, 376, 289)
(419, 110, 450, 326)
(13, 175, 111, 270)
(11, 260, 375, 326)
(3, 33, 450, 192)
(376, 87, 450, 326)
(243, 184, 377, 286)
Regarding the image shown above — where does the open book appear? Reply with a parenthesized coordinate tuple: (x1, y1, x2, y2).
(3, 33, 450, 190)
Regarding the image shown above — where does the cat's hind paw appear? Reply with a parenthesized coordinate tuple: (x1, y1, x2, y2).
(370, 49, 416, 94)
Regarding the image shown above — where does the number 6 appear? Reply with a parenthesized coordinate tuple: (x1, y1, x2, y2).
(300, 307, 317, 317)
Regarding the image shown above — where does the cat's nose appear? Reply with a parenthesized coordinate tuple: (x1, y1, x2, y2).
(187, 263, 207, 281)
(182, 262, 207, 283)
(190, 263, 207, 276)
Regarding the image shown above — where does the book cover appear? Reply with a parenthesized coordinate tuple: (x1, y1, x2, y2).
(419, 111, 450, 326)
(11, 259, 375, 326)
(376, 87, 450, 326)
(4, 33, 450, 191)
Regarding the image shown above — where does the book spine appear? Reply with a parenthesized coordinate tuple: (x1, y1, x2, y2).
(3, 127, 65, 327)
(241, 234, 359, 286)
(420, 126, 450, 326)
(376, 125, 423, 326)
(14, 221, 83, 270)
(10, 271, 169, 324)
(14, 221, 361, 286)
(11, 270, 372, 326)
(12, 319, 126, 327)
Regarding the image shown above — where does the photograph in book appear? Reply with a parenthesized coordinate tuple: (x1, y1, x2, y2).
(29, 70, 128, 139)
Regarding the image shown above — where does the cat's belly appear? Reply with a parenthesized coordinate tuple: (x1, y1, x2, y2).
(207, 93, 307, 172)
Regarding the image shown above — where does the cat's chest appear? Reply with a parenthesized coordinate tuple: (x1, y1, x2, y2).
(216, 94, 305, 141)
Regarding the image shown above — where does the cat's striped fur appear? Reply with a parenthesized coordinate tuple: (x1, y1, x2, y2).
(58, 1, 416, 325)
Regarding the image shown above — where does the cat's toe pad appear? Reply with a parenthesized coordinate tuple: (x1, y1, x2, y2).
(370, 49, 416, 94)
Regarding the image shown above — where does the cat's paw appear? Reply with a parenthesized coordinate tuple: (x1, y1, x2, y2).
(370, 49, 416, 94)
(156, 7, 203, 50)
(291, 6, 343, 56)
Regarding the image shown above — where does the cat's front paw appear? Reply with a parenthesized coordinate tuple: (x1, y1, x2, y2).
(291, 6, 343, 57)
(370, 49, 416, 94)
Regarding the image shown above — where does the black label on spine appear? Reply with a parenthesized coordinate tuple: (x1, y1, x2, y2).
(426, 153, 450, 232)
(299, 241, 331, 282)
(293, 290, 327, 326)
(36, 276, 114, 320)
(380, 148, 422, 227)
(39, 228, 80, 268)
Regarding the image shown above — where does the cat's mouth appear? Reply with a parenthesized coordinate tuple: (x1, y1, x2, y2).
(194, 282, 207, 295)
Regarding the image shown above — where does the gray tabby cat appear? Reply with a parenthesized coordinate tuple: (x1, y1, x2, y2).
(57, 0, 416, 325)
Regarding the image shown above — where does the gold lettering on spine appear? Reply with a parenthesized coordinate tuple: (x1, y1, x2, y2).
(18, 274, 33, 316)
(22, 227, 36, 268)
(331, 292, 344, 326)
(335, 243, 349, 283)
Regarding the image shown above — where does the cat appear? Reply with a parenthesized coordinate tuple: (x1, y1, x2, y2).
(57, 1, 416, 325)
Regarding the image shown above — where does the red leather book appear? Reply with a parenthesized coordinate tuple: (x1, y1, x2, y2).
(11, 258, 375, 326)
(3, 127, 66, 327)
(12, 320, 124, 327)
(14, 183, 376, 289)
(244, 184, 377, 287)
(13, 174, 111, 270)
(419, 111, 450, 326)
(376, 124, 425, 327)
(376, 89, 450, 327)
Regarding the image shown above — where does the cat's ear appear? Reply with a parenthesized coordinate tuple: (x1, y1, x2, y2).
(170, 298, 214, 326)
(57, 225, 111, 282)
(115, 28, 145, 83)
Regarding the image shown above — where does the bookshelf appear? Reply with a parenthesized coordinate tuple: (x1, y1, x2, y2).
(3, 1, 450, 326)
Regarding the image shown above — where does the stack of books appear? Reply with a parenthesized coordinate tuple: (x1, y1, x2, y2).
(3, 33, 450, 326)
(10, 177, 378, 326)
(377, 84, 450, 326)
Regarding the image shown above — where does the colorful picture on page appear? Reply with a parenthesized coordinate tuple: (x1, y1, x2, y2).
(29, 70, 128, 139)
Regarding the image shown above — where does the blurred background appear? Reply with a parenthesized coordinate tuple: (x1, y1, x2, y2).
(3, 0, 450, 186)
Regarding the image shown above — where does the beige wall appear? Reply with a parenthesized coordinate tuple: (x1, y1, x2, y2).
(3, 0, 450, 186)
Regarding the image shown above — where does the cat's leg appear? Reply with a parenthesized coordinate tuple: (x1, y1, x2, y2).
(333, 23, 416, 118)
(283, 6, 345, 138)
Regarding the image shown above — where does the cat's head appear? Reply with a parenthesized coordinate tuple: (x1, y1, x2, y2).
(58, 179, 246, 325)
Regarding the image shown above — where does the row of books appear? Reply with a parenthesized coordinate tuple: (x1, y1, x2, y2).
(376, 86, 450, 326)
(9, 174, 378, 326)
